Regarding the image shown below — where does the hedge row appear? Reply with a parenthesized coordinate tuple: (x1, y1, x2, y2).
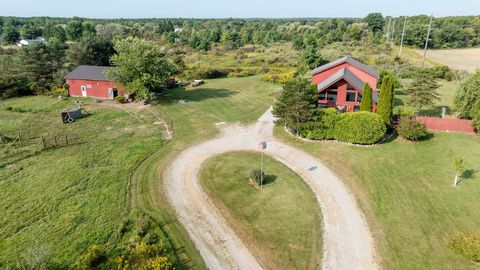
(299, 110, 387, 145)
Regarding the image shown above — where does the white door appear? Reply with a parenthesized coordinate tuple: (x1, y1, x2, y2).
(81, 86, 87, 97)
(108, 88, 113, 99)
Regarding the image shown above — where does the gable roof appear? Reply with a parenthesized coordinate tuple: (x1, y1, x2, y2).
(64, 65, 113, 81)
(311, 56, 380, 79)
(317, 68, 378, 102)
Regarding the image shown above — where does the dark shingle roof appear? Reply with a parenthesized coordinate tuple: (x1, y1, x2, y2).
(317, 68, 378, 102)
(311, 56, 380, 79)
(64, 65, 113, 81)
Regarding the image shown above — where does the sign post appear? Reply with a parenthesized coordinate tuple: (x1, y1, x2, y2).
(258, 141, 267, 189)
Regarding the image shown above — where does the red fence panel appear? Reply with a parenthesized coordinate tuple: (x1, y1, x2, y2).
(416, 116, 476, 134)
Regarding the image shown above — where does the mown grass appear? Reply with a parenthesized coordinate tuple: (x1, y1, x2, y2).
(274, 126, 480, 269)
(128, 76, 278, 269)
(199, 151, 322, 270)
(0, 96, 166, 267)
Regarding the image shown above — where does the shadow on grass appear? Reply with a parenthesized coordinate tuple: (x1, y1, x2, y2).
(393, 97, 405, 107)
(263, 174, 277, 185)
(156, 87, 238, 104)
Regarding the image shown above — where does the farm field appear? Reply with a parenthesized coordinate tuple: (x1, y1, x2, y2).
(274, 126, 480, 269)
(415, 48, 480, 72)
(200, 151, 322, 270)
(0, 96, 167, 267)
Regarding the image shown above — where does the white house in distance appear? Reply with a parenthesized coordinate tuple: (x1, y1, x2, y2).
(18, 37, 46, 47)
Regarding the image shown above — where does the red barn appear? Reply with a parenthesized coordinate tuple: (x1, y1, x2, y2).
(311, 56, 380, 112)
(65, 65, 124, 99)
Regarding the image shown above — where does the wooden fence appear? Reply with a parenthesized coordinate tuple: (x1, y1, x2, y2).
(1, 133, 79, 149)
(416, 116, 476, 134)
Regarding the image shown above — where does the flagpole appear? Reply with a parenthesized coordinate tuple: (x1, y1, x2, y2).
(260, 150, 264, 190)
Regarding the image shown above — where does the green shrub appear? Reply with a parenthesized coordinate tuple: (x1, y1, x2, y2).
(334, 112, 387, 144)
(115, 96, 126, 103)
(397, 117, 428, 141)
(250, 169, 265, 186)
(299, 108, 339, 140)
(75, 245, 106, 270)
(5, 106, 12, 111)
(448, 232, 480, 263)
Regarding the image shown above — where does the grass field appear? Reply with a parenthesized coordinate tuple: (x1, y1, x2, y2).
(200, 151, 322, 270)
(0, 97, 166, 267)
(415, 48, 480, 72)
(274, 126, 480, 269)
(128, 76, 279, 269)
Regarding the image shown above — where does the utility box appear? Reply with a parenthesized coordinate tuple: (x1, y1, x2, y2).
(61, 107, 83, 123)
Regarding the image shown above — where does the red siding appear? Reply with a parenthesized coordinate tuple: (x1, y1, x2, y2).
(416, 116, 476, 134)
(66, 79, 124, 99)
(312, 62, 378, 91)
(317, 79, 377, 112)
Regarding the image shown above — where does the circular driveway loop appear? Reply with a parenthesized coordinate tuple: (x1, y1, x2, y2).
(164, 108, 378, 270)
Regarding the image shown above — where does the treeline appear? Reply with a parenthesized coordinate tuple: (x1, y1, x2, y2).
(1, 15, 480, 49)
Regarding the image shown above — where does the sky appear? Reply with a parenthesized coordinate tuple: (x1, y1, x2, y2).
(1, 0, 480, 18)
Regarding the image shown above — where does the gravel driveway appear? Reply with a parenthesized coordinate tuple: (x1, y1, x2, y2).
(164, 108, 378, 270)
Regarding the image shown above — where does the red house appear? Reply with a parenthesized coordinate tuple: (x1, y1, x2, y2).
(65, 66, 124, 99)
(311, 56, 380, 112)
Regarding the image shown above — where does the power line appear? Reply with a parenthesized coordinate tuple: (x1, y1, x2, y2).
(422, 14, 434, 67)
(399, 16, 408, 58)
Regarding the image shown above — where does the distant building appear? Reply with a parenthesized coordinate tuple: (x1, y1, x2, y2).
(18, 37, 46, 47)
(311, 56, 380, 112)
(174, 27, 183, 33)
(65, 65, 124, 99)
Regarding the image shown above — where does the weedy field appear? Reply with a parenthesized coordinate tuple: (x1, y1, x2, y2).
(0, 96, 167, 267)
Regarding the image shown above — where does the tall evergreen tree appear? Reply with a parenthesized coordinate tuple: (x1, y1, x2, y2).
(406, 70, 440, 109)
(272, 78, 317, 134)
(360, 83, 373, 112)
(376, 75, 395, 126)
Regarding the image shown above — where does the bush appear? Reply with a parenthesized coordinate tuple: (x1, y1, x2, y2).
(448, 232, 480, 263)
(115, 96, 126, 103)
(299, 108, 339, 140)
(397, 117, 428, 141)
(250, 169, 265, 186)
(334, 112, 387, 145)
(75, 245, 106, 270)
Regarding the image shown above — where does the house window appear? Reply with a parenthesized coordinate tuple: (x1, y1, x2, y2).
(346, 92, 356, 102)
(318, 104, 328, 109)
(327, 91, 338, 101)
(347, 83, 355, 90)
(319, 91, 327, 100)
(357, 95, 362, 102)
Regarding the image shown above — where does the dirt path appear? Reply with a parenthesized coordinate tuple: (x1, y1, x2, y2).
(164, 108, 378, 270)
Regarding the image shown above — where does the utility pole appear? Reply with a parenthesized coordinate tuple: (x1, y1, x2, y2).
(422, 15, 434, 67)
(399, 16, 408, 58)
(391, 19, 396, 44)
(386, 17, 392, 44)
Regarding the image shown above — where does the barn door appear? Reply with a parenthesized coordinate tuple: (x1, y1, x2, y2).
(81, 86, 87, 97)
(108, 88, 113, 99)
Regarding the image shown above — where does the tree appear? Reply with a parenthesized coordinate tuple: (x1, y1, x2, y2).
(453, 155, 466, 187)
(107, 37, 175, 100)
(1, 25, 20, 44)
(272, 78, 317, 134)
(364, 13, 385, 33)
(43, 23, 67, 43)
(66, 19, 84, 41)
(360, 83, 373, 112)
(299, 45, 327, 74)
(376, 75, 395, 126)
(454, 70, 480, 118)
(406, 70, 440, 109)
(67, 36, 114, 67)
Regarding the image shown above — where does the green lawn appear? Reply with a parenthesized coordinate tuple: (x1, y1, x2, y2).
(0, 96, 166, 267)
(127, 76, 279, 269)
(199, 151, 322, 270)
(274, 126, 480, 269)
